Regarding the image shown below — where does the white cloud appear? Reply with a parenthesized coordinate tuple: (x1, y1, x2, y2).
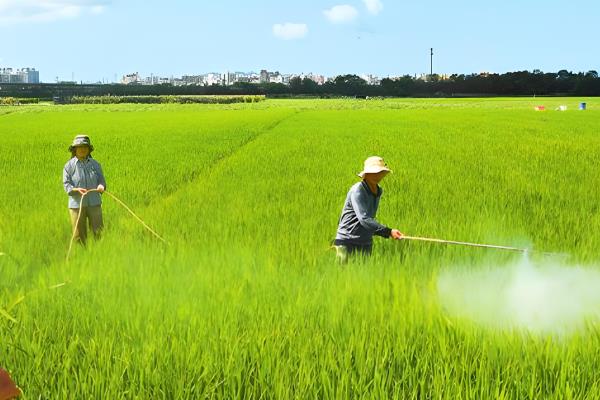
(0, 0, 107, 25)
(362, 0, 383, 15)
(323, 5, 359, 24)
(90, 5, 105, 14)
(272, 23, 308, 40)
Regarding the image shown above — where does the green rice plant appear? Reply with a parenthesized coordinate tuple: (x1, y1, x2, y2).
(0, 98, 599, 398)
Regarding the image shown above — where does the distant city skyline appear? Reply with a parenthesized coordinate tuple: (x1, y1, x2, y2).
(0, 0, 598, 83)
(0, 67, 40, 84)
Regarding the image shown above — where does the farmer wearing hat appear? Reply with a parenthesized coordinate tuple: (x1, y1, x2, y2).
(334, 156, 403, 262)
(62, 135, 106, 244)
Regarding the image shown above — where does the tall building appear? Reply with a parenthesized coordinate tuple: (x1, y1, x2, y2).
(22, 68, 40, 83)
(204, 73, 221, 86)
(0, 67, 40, 83)
(269, 71, 283, 84)
(121, 72, 140, 85)
(222, 71, 236, 86)
(260, 69, 270, 83)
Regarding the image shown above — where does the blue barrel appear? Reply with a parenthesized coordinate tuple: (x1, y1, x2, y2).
(579, 102, 587, 110)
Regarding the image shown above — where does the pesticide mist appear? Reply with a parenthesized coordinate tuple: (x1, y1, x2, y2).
(437, 255, 600, 334)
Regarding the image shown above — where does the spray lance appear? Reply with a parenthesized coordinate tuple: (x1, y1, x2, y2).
(400, 235, 561, 257)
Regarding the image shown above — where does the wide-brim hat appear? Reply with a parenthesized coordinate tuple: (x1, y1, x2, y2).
(358, 156, 392, 178)
(68, 135, 94, 152)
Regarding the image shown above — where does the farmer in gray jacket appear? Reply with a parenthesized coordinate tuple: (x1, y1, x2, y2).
(334, 156, 403, 262)
(63, 135, 106, 244)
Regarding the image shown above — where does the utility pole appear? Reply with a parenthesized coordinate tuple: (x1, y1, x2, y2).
(430, 48, 433, 76)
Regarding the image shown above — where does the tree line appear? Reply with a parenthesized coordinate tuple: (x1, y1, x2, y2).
(0, 70, 598, 99)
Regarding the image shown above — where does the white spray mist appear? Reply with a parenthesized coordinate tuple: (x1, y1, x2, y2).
(437, 253, 600, 334)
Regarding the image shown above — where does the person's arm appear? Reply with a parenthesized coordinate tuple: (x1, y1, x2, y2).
(63, 164, 80, 194)
(95, 162, 106, 192)
(349, 188, 392, 238)
(63, 164, 74, 194)
(63, 163, 87, 195)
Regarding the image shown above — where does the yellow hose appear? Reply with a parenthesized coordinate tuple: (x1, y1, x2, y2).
(66, 189, 166, 262)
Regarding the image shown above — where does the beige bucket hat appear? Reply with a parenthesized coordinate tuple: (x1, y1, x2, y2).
(358, 156, 392, 178)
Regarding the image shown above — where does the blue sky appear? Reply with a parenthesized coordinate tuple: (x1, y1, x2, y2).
(0, 0, 598, 83)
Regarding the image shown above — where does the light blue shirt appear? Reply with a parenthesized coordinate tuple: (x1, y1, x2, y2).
(63, 156, 106, 208)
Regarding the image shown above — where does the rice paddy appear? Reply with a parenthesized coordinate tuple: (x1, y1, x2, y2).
(1, 98, 600, 398)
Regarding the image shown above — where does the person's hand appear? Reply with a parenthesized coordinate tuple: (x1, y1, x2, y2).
(390, 229, 404, 240)
(97, 184, 105, 193)
(74, 188, 87, 195)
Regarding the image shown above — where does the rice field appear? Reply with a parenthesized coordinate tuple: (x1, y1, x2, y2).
(1, 98, 600, 398)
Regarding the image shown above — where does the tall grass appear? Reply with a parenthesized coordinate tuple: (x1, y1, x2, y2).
(1, 99, 599, 398)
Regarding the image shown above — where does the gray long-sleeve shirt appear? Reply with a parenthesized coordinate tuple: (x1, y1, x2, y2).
(335, 181, 392, 246)
(63, 157, 106, 208)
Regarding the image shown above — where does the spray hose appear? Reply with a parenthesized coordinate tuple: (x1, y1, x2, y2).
(66, 189, 167, 262)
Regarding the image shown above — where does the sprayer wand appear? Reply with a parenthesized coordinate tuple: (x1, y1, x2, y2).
(402, 235, 559, 256)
